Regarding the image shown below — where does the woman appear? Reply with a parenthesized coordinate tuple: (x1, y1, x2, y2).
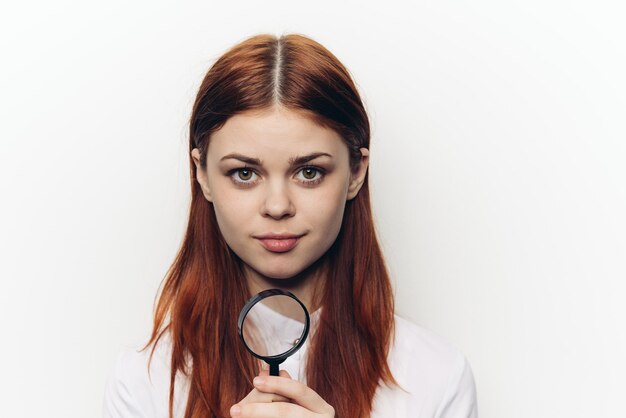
(103, 33, 478, 418)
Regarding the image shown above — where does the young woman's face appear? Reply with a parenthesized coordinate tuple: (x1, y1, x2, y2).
(191, 105, 369, 282)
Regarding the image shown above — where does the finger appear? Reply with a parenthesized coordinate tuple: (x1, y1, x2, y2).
(238, 388, 290, 405)
(252, 376, 334, 415)
(232, 401, 307, 418)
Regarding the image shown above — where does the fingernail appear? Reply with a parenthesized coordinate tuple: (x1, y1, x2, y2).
(230, 404, 241, 417)
(253, 376, 265, 386)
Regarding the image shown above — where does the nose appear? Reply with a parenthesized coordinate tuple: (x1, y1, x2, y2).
(261, 180, 295, 220)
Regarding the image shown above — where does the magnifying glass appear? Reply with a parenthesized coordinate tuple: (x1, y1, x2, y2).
(237, 289, 310, 376)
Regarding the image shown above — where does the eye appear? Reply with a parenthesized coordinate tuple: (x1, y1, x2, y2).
(295, 166, 324, 184)
(237, 168, 254, 181)
(229, 167, 259, 185)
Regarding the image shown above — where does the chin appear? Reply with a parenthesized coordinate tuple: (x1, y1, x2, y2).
(259, 267, 302, 280)
(250, 258, 313, 280)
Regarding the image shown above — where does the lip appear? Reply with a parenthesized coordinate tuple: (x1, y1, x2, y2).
(254, 233, 304, 253)
(254, 233, 304, 239)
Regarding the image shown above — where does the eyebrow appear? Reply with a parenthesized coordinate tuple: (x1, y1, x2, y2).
(220, 153, 262, 165)
(219, 152, 333, 166)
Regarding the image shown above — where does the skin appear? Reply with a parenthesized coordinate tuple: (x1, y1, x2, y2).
(191, 104, 369, 417)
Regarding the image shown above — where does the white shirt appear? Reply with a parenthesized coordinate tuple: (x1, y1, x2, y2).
(103, 313, 478, 418)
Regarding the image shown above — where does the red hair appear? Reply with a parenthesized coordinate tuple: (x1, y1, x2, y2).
(144, 33, 396, 418)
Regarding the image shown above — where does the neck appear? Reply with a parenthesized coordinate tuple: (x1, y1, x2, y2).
(243, 255, 328, 312)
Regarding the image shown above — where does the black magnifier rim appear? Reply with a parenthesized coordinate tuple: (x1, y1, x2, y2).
(237, 288, 310, 363)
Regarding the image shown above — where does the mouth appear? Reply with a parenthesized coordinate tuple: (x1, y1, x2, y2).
(253, 233, 304, 253)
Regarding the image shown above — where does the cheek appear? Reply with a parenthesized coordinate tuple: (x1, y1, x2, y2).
(302, 185, 348, 233)
(211, 189, 252, 241)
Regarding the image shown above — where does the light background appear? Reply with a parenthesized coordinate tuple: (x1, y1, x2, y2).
(1, 1, 625, 417)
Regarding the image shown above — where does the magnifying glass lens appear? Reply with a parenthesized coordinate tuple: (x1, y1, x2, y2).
(241, 294, 307, 358)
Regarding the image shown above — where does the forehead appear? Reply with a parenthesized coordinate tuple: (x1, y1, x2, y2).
(207, 107, 347, 161)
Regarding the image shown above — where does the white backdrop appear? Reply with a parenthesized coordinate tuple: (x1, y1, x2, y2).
(1, 1, 625, 417)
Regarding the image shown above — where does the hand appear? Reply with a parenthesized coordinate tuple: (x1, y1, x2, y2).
(230, 369, 335, 417)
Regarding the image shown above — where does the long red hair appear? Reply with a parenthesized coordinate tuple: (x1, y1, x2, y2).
(144, 33, 396, 418)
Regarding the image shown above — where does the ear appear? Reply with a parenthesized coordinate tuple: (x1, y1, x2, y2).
(191, 148, 213, 202)
(347, 147, 369, 201)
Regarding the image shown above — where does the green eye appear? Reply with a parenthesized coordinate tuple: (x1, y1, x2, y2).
(295, 167, 325, 185)
(302, 168, 317, 179)
(238, 169, 253, 181)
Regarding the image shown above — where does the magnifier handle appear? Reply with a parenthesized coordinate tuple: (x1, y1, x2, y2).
(270, 363, 279, 376)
